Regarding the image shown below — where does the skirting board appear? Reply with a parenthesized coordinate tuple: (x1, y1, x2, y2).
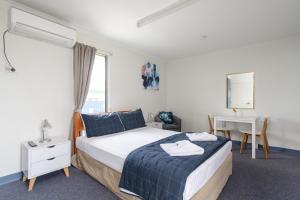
(231, 140, 300, 156)
(0, 172, 22, 186)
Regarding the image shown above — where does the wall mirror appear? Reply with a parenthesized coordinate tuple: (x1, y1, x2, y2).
(226, 72, 254, 109)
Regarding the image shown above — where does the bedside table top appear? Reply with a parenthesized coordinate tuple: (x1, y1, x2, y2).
(147, 122, 163, 125)
(23, 137, 70, 150)
(146, 122, 163, 129)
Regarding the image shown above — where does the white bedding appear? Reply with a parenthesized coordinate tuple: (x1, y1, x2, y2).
(77, 127, 232, 200)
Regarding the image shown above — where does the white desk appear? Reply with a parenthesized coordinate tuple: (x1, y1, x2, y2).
(214, 116, 257, 159)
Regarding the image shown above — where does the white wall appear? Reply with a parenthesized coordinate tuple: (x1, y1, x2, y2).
(0, 2, 73, 177)
(0, 1, 166, 177)
(166, 36, 300, 150)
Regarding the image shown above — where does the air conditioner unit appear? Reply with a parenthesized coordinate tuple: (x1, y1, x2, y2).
(9, 8, 76, 48)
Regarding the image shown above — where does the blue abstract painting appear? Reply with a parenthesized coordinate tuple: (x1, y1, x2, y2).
(141, 62, 159, 90)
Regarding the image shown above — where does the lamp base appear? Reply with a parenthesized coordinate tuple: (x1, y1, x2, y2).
(39, 138, 52, 143)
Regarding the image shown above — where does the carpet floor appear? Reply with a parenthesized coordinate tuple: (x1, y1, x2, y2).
(1, 143, 299, 200)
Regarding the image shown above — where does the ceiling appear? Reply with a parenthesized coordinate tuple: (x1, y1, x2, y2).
(12, 0, 300, 59)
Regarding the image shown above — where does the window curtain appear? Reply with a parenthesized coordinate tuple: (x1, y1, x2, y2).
(73, 42, 97, 112)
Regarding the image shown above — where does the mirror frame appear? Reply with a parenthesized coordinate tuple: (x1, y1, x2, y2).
(226, 72, 255, 109)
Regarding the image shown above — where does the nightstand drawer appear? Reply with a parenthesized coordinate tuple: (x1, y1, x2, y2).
(31, 142, 70, 163)
(30, 154, 70, 177)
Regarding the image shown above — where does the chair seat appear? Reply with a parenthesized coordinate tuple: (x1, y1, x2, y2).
(162, 123, 178, 129)
(240, 130, 261, 135)
(239, 117, 269, 159)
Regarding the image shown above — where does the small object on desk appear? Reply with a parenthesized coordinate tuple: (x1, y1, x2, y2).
(21, 137, 71, 191)
(146, 122, 163, 129)
(27, 141, 37, 147)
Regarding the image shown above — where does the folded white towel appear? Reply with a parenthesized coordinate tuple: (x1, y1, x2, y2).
(160, 140, 204, 156)
(186, 132, 217, 142)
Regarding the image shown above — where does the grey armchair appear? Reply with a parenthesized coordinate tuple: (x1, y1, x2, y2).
(154, 114, 182, 132)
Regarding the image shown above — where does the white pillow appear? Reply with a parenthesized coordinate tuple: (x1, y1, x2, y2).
(80, 130, 87, 137)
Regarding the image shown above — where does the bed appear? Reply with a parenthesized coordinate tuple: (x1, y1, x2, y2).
(72, 112, 232, 200)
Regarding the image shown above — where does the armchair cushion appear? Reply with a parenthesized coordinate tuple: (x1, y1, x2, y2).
(155, 112, 182, 132)
(158, 112, 174, 124)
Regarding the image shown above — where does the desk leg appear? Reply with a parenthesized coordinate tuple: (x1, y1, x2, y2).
(213, 118, 217, 135)
(252, 122, 256, 159)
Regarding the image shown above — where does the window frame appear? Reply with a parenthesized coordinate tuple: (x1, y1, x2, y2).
(103, 54, 108, 113)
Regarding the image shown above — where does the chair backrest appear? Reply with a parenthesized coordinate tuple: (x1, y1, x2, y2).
(261, 117, 268, 137)
(208, 114, 214, 134)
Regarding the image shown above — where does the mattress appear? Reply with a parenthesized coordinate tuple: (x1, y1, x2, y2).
(76, 127, 232, 200)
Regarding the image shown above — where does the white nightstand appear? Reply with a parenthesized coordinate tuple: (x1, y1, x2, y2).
(146, 122, 163, 129)
(21, 137, 71, 191)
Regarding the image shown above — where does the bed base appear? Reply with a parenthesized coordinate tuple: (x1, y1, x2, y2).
(72, 150, 232, 200)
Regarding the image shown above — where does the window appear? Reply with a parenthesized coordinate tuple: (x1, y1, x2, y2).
(82, 54, 106, 114)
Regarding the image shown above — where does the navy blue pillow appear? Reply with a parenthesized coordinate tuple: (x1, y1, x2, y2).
(81, 112, 125, 138)
(118, 109, 146, 130)
(159, 112, 174, 124)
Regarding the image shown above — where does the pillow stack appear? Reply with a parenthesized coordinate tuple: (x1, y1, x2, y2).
(81, 108, 146, 138)
(118, 108, 146, 130)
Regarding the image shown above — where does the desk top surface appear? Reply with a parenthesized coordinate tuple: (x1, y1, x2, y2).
(214, 115, 256, 123)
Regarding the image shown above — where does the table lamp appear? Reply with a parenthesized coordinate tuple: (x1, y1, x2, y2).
(39, 119, 52, 143)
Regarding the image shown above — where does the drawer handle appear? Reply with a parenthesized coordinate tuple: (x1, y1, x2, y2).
(47, 157, 56, 160)
(47, 145, 56, 148)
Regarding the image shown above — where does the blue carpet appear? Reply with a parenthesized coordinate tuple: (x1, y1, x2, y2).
(219, 143, 300, 200)
(0, 143, 299, 200)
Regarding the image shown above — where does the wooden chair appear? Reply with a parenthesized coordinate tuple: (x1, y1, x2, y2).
(208, 114, 231, 139)
(240, 117, 270, 159)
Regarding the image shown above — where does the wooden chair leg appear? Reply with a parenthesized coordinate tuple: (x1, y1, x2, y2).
(264, 136, 269, 159)
(261, 135, 268, 160)
(240, 134, 246, 153)
(222, 131, 226, 138)
(239, 135, 244, 153)
(243, 134, 247, 152)
(263, 144, 268, 160)
(22, 175, 27, 182)
(227, 131, 231, 139)
(245, 134, 249, 149)
(265, 136, 270, 153)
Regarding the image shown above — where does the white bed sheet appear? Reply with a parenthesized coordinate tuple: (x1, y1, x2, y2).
(76, 127, 232, 200)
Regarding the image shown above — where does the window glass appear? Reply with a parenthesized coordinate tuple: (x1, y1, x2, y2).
(82, 55, 106, 114)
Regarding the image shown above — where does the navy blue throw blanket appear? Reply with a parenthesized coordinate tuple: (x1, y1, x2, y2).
(119, 133, 229, 200)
